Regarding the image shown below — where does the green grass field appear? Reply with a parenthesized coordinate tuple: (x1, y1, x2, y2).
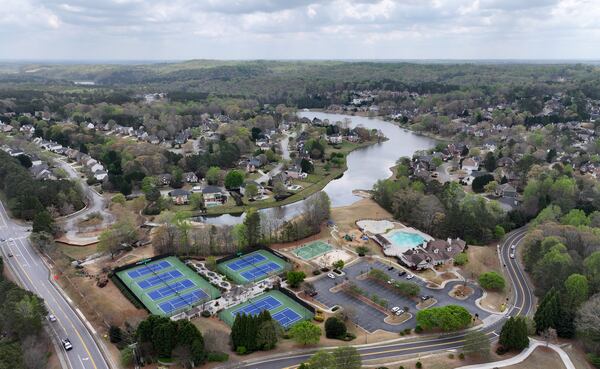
(218, 290, 313, 328)
(292, 241, 333, 260)
(217, 249, 290, 285)
(116, 256, 220, 316)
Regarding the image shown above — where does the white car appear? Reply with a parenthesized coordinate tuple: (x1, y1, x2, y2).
(61, 338, 73, 351)
(406, 274, 414, 280)
(387, 279, 394, 284)
(391, 306, 400, 312)
(47, 314, 57, 322)
(395, 309, 405, 316)
(511, 244, 516, 250)
(327, 273, 336, 279)
(510, 253, 515, 259)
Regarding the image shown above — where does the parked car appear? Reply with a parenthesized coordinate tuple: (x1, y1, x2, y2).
(387, 266, 394, 271)
(327, 273, 336, 279)
(395, 309, 405, 316)
(387, 279, 394, 284)
(406, 274, 414, 280)
(391, 306, 400, 312)
(61, 339, 73, 351)
(398, 270, 407, 277)
(47, 314, 57, 322)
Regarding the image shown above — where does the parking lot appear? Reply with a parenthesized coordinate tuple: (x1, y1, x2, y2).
(311, 259, 490, 332)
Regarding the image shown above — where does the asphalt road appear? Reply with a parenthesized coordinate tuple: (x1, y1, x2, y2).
(0, 200, 111, 369)
(223, 227, 534, 369)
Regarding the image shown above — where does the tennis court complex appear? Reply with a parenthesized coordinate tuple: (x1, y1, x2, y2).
(217, 249, 290, 284)
(219, 290, 313, 328)
(116, 256, 220, 316)
(292, 240, 333, 260)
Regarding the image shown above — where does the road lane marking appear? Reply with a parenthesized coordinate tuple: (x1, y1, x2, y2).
(8, 240, 101, 369)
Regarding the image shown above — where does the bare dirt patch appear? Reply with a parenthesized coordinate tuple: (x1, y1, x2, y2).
(384, 312, 412, 325)
(460, 244, 508, 312)
(331, 198, 392, 232)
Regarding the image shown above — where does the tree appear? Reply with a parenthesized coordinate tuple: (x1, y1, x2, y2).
(415, 305, 472, 331)
(483, 152, 496, 172)
(561, 209, 590, 227)
(563, 273, 589, 309)
(306, 350, 334, 369)
(225, 170, 244, 189)
(584, 251, 600, 294)
(332, 259, 345, 270)
(472, 174, 495, 193)
(300, 158, 314, 174)
(32, 211, 54, 235)
(478, 271, 505, 290)
(462, 330, 490, 359)
(484, 180, 498, 194)
(243, 208, 261, 247)
(152, 322, 177, 357)
(332, 346, 361, 369)
(575, 293, 600, 359)
(324, 317, 347, 339)
(189, 193, 205, 211)
(205, 166, 221, 185)
(232, 224, 249, 250)
(453, 253, 468, 266)
(499, 317, 529, 351)
(533, 288, 574, 338)
(16, 154, 32, 168)
(120, 347, 134, 367)
(289, 321, 321, 345)
(286, 271, 306, 288)
(256, 319, 281, 351)
(245, 182, 259, 199)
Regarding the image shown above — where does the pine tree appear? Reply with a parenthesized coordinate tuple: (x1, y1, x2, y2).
(499, 317, 529, 351)
(499, 317, 514, 348)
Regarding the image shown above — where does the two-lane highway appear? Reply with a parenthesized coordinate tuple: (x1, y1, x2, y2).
(0, 200, 111, 369)
(224, 227, 535, 369)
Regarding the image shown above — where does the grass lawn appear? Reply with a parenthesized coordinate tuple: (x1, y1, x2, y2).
(58, 243, 99, 260)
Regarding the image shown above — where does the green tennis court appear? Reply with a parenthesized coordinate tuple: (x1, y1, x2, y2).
(292, 241, 333, 260)
(219, 290, 313, 328)
(217, 249, 290, 285)
(116, 256, 220, 316)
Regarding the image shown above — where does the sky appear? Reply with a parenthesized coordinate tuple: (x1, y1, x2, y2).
(1, 0, 599, 61)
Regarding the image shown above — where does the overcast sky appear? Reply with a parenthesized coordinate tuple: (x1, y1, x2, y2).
(1, 0, 599, 61)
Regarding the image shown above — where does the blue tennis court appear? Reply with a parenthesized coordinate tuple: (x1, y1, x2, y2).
(147, 279, 195, 301)
(137, 270, 183, 289)
(232, 295, 282, 317)
(240, 262, 281, 282)
(127, 260, 171, 278)
(272, 308, 302, 328)
(159, 290, 208, 314)
(227, 254, 267, 271)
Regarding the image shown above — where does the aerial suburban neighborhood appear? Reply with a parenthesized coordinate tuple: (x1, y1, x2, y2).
(1, 2, 600, 369)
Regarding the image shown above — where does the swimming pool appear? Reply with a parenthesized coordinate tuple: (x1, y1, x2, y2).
(387, 231, 425, 251)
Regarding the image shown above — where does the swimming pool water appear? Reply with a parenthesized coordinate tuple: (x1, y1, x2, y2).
(387, 231, 425, 251)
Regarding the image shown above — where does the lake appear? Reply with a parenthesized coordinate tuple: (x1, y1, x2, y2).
(198, 111, 436, 225)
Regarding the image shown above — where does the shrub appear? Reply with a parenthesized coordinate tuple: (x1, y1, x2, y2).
(453, 253, 468, 266)
(236, 346, 247, 355)
(207, 352, 229, 362)
(313, 315, 324, 322)
(403, 328, 411, 335)
(109, 325, 122, 343)
(201, 310, 211, 317)
(312, 269, 321, 275)
(458, 352, 465, 360)
(416, 361, 423, 368)
(414, 325, 423, 333)
(325, 317, 347, 339)
(495, 346, 508, 355)
(448, 353, 454, 359)
(479, 271, 506, 290)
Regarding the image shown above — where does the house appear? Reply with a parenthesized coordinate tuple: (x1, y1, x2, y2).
(94, 170, 108, 182)
(461, 157, 479, 174)
(169, 189, 191, 205)
(89, 163, 104, 174)
(30, 164, 56, 181)
(497, 157, 515, 167)
(246, 156, 266, 172)
(183, 172, 198, 183)
(240, 181, 264, 197)
(399, 238, 466, 270)
(158, 173, 172, 186)
(29, 155, 43, 167)
(285, 165, 307, 179)
(202, 186, 227, 207)
(495, 183, 517, 198)
(0, 123, 13, 133)
(327, 134, 343, 144)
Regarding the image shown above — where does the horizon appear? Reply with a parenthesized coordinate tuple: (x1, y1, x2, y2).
(1, 1, 599, 60)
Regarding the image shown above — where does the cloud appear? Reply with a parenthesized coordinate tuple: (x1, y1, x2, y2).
(0, 0, 599, 59)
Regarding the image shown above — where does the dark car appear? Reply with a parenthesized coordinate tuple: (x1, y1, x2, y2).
(398, 271, 407, 277)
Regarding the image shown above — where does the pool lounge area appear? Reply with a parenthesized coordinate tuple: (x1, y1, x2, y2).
(377, 228, 434, 258)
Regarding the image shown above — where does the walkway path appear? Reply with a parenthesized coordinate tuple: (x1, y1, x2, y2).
(457, 338, 576, 369)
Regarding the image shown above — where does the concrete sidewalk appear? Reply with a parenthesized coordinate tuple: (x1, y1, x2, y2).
(457, 338, 576, 369)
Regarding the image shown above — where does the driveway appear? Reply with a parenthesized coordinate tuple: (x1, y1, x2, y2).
(311, 259, 490, 332)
